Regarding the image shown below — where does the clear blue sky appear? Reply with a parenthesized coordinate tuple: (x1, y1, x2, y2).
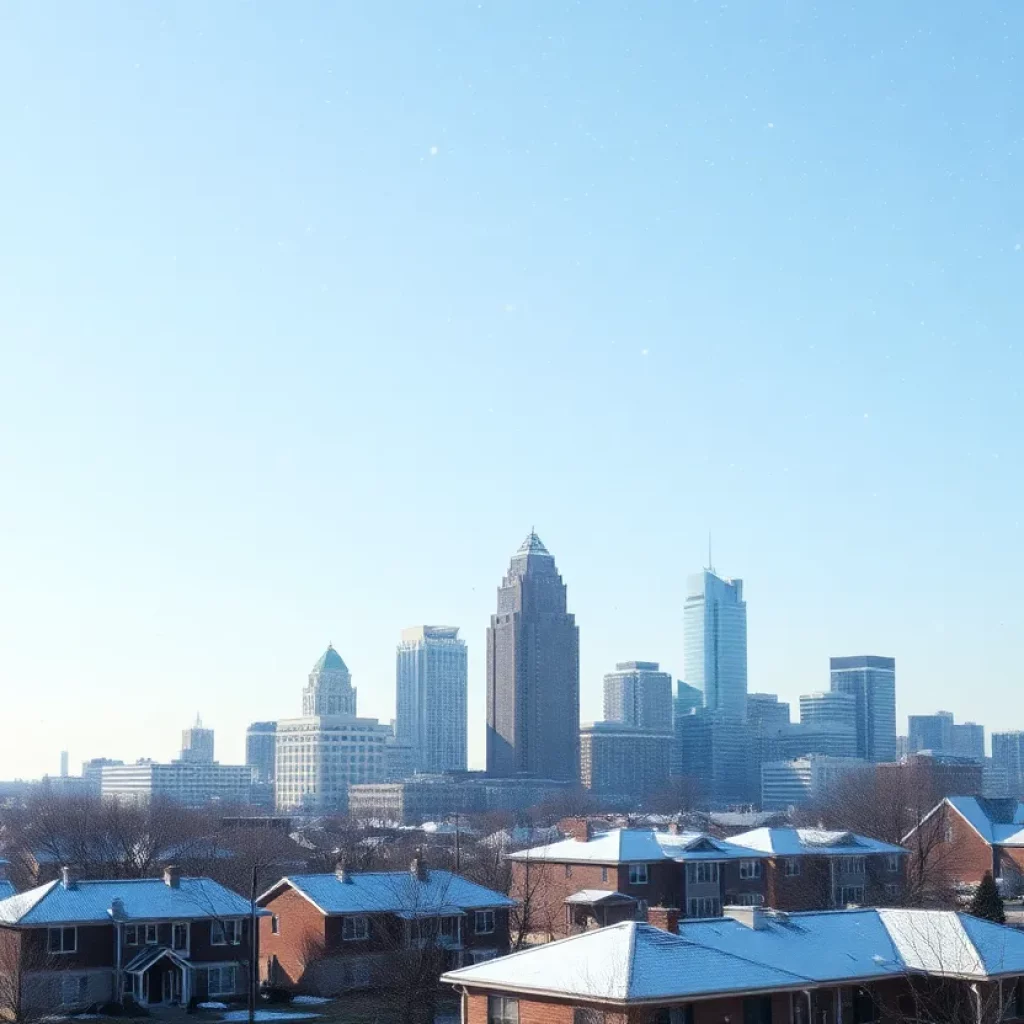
(1, 2, 1022, 780)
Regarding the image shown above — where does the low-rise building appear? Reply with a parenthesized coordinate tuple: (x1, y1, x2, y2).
(579, 722, 673, 800)
(100, 760, 254, 806)
(761, 756, 869, 810)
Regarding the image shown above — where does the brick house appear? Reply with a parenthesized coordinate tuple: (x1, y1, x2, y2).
(442, 905, 1024, 1024)
(257, 855, 515, 996)
(0, 865, 262, 1013)
(509, 820, 905, 941)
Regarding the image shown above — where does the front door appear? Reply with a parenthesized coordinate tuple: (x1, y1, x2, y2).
(161, 968, 182, 1005)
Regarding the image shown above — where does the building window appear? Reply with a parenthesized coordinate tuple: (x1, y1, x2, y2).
(489, 996, 519, 1024)
(48, 927, 77, 954)
(884, 884, 900, 900)
(144, 923, 158, 945)
(743, 995, 772, 1024)
(271, 915, 280, 936)
(172, 923, 189, 951)
(207, 965, 237, 997)
(629, 864, 649, 885)
(886, 854, 900, 873)
(784, 859, 801, 877)
(838, 886, 865, 906)
(574, 1011, 606, 1024)
(686, 862, 720, 884)
(564, 865, 573, 879)
(211, 919, 242, 945)
(600, 867, 609, 883)
(124, 924, 138, 946)
(733, 893, 764, 907)
(739, 860, 762, 880)
(847, 857, 866, 875)
(475, 910, 495, 935)
(342, 915, 369, 941)
(686, 897, 721, 918)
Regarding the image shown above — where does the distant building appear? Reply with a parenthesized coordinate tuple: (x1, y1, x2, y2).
(747, 694, 791, 733)
(673, 680, 703, 720)
(684, 570, 747, 720)
(761, 756, 870, 811)
(878, 752, 983, 803)
(100, 761, 253, 806)
(384, 732, 416, 782)
(800, 691, 857, 731)
(951, 721, 986, 762)
(770, 721, 859, 761)
(486, 532, 580, 781)
(178, 715, 215, 765)
(896, 735, 909, 759)
(676, 710, 752, 807)
(603, 662, 673, 733)
(59, 751, 69, 778)
(579, 722, 673, 799)
(908, 711, 954, 756)
(992, 732, 1024, 797)
(395, 626, 468, 773)
(82, 758, 124, 791)
(830, 655, 897, 762)
(246, 722, 277, 784)
(274, 715, 389, 812)
(303, 645, 357, 717)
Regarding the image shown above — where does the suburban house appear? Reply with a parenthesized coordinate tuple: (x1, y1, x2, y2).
(442, 905, 1024, 1024)
(257, 854, 516, 996)
(508, 820, 906, 941)
(0, 865, 262, 1013)
(727, 828, 907, 910)
(902, 796, 1024, 894)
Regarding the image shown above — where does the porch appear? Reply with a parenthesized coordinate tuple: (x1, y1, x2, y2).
(122, 946, 193, 1007)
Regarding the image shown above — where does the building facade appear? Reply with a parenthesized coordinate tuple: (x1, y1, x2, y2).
(908, 711, 955, 755)
(603, 662, 673, 732)
(179, 715, 214, 764)
(684, 570, 747, 720)
(952, 722, 986, 762)
(761, 756, 871, 811)
(395, 626, 468, 773)
(485, 532, 580, 781)
(99, 761, 253, 806)
(676, 710, 752, 807)
(579, 723, 673, 799)
(246, 722, 278, 785)
(991, 733, 1024, 798)
(799, 691, 857, 731)
(829, 655, 897, 762)
(302, 645, 357, 717)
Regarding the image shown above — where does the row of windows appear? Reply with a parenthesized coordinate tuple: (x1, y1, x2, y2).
(339, 909, 496, 941)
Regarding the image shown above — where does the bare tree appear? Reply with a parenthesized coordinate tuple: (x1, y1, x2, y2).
(0, 927, 62, 1023)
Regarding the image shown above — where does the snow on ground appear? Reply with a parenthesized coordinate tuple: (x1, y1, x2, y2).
(199, 1002, 229, 1010)
(221, 1012, 319, 1023)
(291, 997, 332, 1005)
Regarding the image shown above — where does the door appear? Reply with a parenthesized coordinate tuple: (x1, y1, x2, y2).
(161, 969, 182, 1004)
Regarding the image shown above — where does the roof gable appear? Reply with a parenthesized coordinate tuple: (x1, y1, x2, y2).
(729, 828, 906, 857)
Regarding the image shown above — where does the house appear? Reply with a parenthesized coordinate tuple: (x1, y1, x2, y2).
(902, 796, 1024, 894)
(0, 865, 262, 1013)
(257, 853, 516, 996)
(442, 905, 1024, 1024)
(727, 827, 907, 909)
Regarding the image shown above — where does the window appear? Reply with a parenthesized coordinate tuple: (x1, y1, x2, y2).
(475, 910, 495, 935)
(739, 860, 762, 880)
(48, 927, 76, 954)
(842, 986, 878, 1024)
(564, 864, 573, 879)
(212, 919, 242, 946)
(124, 924, 138, 946)
(784, 859, 801, 877)
(886, 854, 900, 873)
(488, 995, 519, 1024)
(686, 897, 721, 918)
(271, 915, 280, 935)
(838, 886, 865, 906)
(471, 949, 498, 964)
(847, 857, 866, 875)
(60, 975, 88, 1007)
(884, 884, 900, 900)
(629, 863, 649, 885)
(600, 866, 609, 883)
(733, 893, 764, 906)
(686, 862, 720, 884)
(574, 1011, 606, 1024)
(655, 1009, 693, 1024)
(145, 923, 158, 945)
(207, 965, 236, 997)
(172, 923, 189, 951)
(342, 915, 369, 941)
(743, 995, 772, 1024)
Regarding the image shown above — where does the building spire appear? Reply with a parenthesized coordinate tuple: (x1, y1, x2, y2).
(707, 531, 714, 574)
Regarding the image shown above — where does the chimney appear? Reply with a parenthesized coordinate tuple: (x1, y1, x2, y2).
(724, 905, 767, 930)
(163, 865, 181, 889)
(558, 817, 593, 843)
(60, 866, 77, 891)
(646, 906, 680, 933)
(335, 861, 352, 884)
(410, 849, 428, 882)
(109, 898, 126, 921)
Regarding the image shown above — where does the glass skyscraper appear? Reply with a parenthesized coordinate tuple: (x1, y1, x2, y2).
(829, 655, 897, 762)
(683, 570, 747, 720)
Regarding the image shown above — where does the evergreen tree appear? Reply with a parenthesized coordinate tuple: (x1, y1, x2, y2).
(968, 871, 1006, 924)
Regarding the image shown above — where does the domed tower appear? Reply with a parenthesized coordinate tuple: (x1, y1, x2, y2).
(302, 645, 357, 716)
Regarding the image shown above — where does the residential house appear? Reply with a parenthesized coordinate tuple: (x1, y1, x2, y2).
(442, 906, 1024, 1024)
(0, 865, 262, 1013)
(257, 854, 516, 996)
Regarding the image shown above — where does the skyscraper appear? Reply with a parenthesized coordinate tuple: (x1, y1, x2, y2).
(908, 711, 955, 755)
(246, 721, 277, 784)
(396, 626, 468, 773)
(951, 722, 986, 762)
(302, 645, 357, 716)
(674, 680, 703, 720)
(179, 715, 214, 764)
(486, 531, 580, 780)
(991, 732, 1024, 797)
(683, 570, 747, 720)
(829, 656, 897, 762)
(603, 661, 673, 733)
(800, 691, 858, 732)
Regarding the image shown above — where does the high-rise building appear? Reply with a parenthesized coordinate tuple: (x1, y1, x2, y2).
(992, 732, 1024, 797)
(800, 691, 857, 731)
(302, 645, 357, 717)
(908, 712, 954, 755)
(674, 681, 703, 719)
(676, 710, 752, 807)
(829, 656, 897, 762)
(761, 756, 871, 811)
(486, 532, 580, 781)
(246, 722, 278, 784)
(179, 715, 215, 764)
(579, 723, 673, 799)
(683, 570, 747, 720)
(747, 694, 791, 734)
(59, 751, 69, 778)
(767, 722, 860, 761)
(395, 626, 468, 773)
(603, 662, 673, 733)
(951, 722, 986, 762)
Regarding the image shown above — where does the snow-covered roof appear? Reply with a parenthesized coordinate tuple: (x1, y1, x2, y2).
(943, 797, 1024, 847)
(0, 877, 258, 926)
(728, 828, 906, 857)
(259, 870, 515, 917)
(0, 882, 14, 901)
(564, 890, 636, 905)
(507, 829, 761, 865)
(443, 910, 1024, 1004)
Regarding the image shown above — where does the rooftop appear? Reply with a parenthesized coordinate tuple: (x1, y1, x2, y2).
(507, 828, 762, 865)
(727, 827, 907, 857)
(924, 796, 1024, 848)
(310, 645, 348, 674)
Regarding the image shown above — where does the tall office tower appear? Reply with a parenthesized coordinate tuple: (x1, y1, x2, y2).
(59, 751, 69, 778)
(486, 531, 580, 780)
(747, 694, 791, 733)
(179, 715, 215, 764)
(395, 626, 468, 773)
(603, 661, 673, 733)
(246, 721, 278, 784)
(579, 723, 673, 799)
(674, 681, 703, 719)
(302, 645, 357, 716)
(991, 732, 1024, 797)
(951, 722, 986, 762)
(675, 710, 752, 807)
(908, 711, 955, 755)
(683, 570, 747, 720)
(829, 656, 897, 762)
(800, 691, 858, 731)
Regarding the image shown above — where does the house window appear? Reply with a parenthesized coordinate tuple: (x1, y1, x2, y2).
(574, 1011, 606, 1024)
(733, 893, 764, 907)
(207, 965, 237, 997)
(271, 915, 280, 936)
(838, 886, 865, 906)
(847, 857, 866, 875)
(686, 897, 721, 918)
(629, 864, 649, 885)
(600, 867, 609, 883)
(145, 923, 158, 945)
(212, 919, 242, 945)
(342, 915, 369, 941)
(488, 996, 519, 1024)
(884, 884, 900, 900)
(124, 924, 139, 946)
(739, 860, 762, 880)
(784, 859, 801, 877)
(475, 910, 495, 935)
(48, 927, 77, 954)
(60, 975, 88, 1007)
(743, 995, 773, 1024)
(686, 862, 720, 884)
(886, 854, 900, 872)
(564, 865, 573, 879)
(655, 1009, 693, 1024)
(172, 923, 189, 951)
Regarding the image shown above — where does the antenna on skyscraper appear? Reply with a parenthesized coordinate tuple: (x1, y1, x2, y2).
(707, 531, 714, 574)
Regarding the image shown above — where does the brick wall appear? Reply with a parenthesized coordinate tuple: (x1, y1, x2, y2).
(259, 885, 327, 987)
(907, 805, 996, 891)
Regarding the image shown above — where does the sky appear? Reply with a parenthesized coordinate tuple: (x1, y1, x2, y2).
(1, 2, 1022, 780)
